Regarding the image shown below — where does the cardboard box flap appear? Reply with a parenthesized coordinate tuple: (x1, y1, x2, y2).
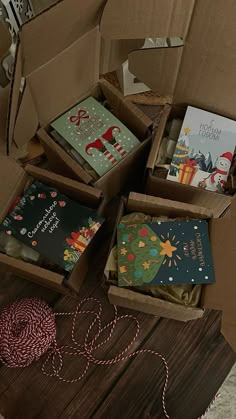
(0, 21, 11, 60)
(129, 46, 183, 94)
(12, 27, 100, 147)
(174, 0, 236, 119)
(0, 156, 26, 220)
(19, 0, 106, 76)
(203, 215, 236, 351)
(8, 43, 22, 152)
(127, 192, 213, 219)
(14, 83, 39, 147)
(100, 0, 195, 39)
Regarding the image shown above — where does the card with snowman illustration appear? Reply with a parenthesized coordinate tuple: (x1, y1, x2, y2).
(0, 181, 104, 272)
(51, 96, 140, 177)
(117, 220, 215, 287)
(167, 106, 236, 193)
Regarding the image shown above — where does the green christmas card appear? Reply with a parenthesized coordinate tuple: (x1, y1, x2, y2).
(51, 96, 140, 177)
(1, 181, 104, 272)
(117, 220, 215, 287)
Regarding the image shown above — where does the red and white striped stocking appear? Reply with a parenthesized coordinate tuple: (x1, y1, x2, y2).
(85, 139, 117, 165)
(102, 126, 127, 157)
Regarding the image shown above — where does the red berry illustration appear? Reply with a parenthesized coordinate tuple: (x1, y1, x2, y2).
(14, 215, 23, 221)
(59, 201, 66, 207)
(32, 241, 37, 247)
(38, 194, 46, 199)
(50, 191, 57, 198)
(30, 196, 35, 200)
(140, 228, 148, 237)
(6, 230, 12, 235)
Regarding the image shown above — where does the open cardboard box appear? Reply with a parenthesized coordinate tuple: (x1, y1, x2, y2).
(106, 192, 236, 352)
(6, 0, 153, 202)
(145, 105, 233, 218)
(37, 79, 152, 201)
(97, 0, 236, 215)
(0, 156, 105, 295)
(7, 0, 236, 207)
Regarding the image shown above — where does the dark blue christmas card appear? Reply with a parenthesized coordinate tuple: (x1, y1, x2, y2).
(1, 181, 104, 272)
(117, 220, 215, 287)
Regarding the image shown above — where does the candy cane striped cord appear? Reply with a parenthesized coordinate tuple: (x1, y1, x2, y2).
(42, 297, 170, 418)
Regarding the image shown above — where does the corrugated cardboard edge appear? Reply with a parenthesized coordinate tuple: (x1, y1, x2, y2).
(128, 192, 213, 219)
(202, 209, 236, 352)
(25, 164, 103, 208)
(99, 78, 153, 138)
(37, 128, 93, 184)
(108, 286, 204, 321)
(0, 253, 65, 290)
(146, 104, 171, 169)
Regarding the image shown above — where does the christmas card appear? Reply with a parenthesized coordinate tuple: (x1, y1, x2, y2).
(167, 106, 236, 193)
(50, 96, 140, 177)
(117, 220, 215, 287)
(0, 181, 104, 272)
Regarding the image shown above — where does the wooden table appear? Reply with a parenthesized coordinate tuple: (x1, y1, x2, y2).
(0, 271, 235, 419)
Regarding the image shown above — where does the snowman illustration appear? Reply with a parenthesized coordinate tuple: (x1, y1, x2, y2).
(199, 152, 232, 192)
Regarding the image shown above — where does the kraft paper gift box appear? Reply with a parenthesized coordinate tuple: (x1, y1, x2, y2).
(0, 156, 106, 295)
(145, 105, 233, 218)
(105, 192, 236, 352)
(5, 0, 155, 203)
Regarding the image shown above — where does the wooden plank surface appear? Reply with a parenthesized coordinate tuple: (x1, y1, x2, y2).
(93, 310, 235, 419)
(0, 273, 235, 419)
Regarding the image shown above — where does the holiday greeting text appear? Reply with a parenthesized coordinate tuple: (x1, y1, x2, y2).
(75, 115, 104, 141)
(199, 120, 221, 141)
(183, 233, 205, 266)
(27, 201, 61, 238)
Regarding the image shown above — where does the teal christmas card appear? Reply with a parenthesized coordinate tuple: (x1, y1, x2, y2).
(117, 220, 215, 287)
(167, 106, 236, 193)
(1, 181, 104, 272)
(51, 96, 140, 177)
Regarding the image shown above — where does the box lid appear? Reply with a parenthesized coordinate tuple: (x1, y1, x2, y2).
(203, 197, 236, 351)
(126, 0, 236, 120)
(7, 0, 195, 149)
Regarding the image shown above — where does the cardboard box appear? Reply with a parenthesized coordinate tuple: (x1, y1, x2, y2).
(145, 105, 233, 217)
(105, 192, 236, 352)
(5, 1, 153, 201)
(0, 156, 105, 295)
(37, 78, 152, 201)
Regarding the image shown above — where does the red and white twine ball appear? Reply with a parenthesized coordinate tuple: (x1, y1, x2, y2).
(0, 298, 56, 368)
(0, 297, 219, 419)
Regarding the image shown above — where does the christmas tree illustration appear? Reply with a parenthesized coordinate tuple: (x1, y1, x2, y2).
(169, 127, 190, 176)
(118, 223, 179, 287)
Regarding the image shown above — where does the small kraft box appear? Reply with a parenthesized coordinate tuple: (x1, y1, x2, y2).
(145, 105, 233, 218)
(94, 1, 236, 216)
(6, 0, 154, 202)
(0, 156, 105, 295)
(105, 192, 236, 352)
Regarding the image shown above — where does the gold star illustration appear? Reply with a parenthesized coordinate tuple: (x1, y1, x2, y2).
(120, 265, 127, 273)
(184, 127, 191, 135)
(160, 240, 177, 258)
(121, 248, 127, 255)
(142, 261, 150, 270)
